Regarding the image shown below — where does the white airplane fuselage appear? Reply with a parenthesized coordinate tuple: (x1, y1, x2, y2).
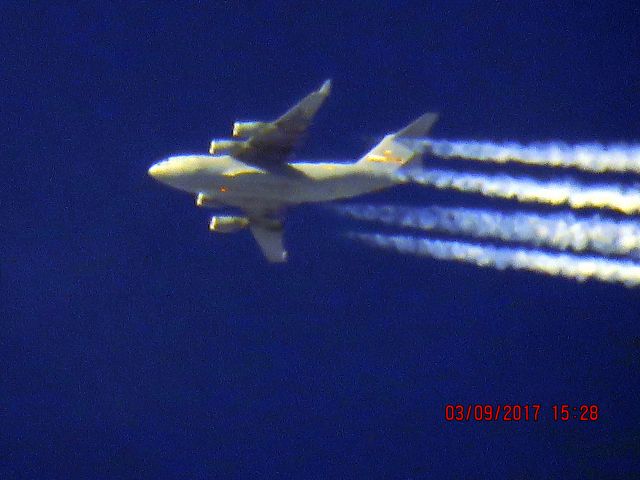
(149, 154, 402, 211)
(146, 77, 437, 262)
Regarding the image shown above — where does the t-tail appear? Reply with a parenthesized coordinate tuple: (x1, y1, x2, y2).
(355, 112, 438, 173)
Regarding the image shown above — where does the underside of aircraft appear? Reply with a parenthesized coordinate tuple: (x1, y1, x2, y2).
(148, 80, 438, 262)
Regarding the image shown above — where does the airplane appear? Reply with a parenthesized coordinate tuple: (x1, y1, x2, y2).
(148, 80, 438, 262)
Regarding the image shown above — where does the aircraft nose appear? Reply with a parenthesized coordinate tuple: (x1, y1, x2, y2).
(148, 161, 166, 179)
(148, 156, 189, 186)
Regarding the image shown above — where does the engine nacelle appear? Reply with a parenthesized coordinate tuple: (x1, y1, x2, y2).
(232, 121, 269, 138)
(209, 215, 249, 233)
(209, 139, 245, 155)
(196, 193, 222, 209)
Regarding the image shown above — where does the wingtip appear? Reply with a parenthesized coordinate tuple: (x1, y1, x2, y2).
(319, 79, 332, 95)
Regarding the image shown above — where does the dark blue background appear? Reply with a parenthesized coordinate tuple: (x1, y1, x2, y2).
(2, 2, 639, 478)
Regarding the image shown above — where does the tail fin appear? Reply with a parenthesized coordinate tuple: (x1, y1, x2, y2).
(356, 113, 438, 172)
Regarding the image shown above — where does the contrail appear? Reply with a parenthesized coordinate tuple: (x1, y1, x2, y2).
(421, 139, 640, 175)
(336, 205, 640, 258)
(397, 168, 640, 214)
(350, 233, 640, 287)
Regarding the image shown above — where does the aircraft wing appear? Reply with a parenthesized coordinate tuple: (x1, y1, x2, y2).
(246, 210, 288, 262)
(235, 79, 332, 171)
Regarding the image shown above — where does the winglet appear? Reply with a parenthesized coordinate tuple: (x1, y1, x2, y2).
(318, 79, 332, 96)
(275, 79, 332, 126)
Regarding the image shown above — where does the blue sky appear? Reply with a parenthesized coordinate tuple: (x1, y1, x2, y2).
(1, 2, 639, 478)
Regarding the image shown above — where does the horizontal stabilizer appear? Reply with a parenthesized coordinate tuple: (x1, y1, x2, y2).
(357, 112, 439, 171)
(396, 112, 439, 138)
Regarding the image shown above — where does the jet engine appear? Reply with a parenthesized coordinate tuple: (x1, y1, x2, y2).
(209, 139, 245, 155)
(232, 121, 269, 138)
(209, 215, 250, 233)
(196, 193, 221, 208)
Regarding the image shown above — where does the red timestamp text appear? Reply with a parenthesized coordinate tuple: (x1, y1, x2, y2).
(445, 404, 541, 422)
(444, 404, 601, 422)
(551, 404, 599, 421)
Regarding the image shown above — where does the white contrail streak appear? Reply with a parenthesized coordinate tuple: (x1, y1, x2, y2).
(422, 139, 640, 174)
(397, 168, 640, 214)
(336, 205, 640, 258)
(350, 233, 640, 287)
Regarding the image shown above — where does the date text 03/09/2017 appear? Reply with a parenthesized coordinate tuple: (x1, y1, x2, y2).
(444, 404, 600, 422)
